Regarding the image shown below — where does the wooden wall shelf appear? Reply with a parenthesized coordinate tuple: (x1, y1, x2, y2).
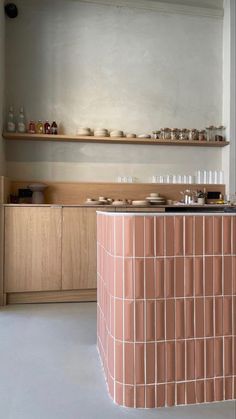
(3, 132, 230, 147)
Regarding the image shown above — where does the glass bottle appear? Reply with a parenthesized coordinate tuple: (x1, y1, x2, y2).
(6, 106, 16, 132)
(51, 121, 58, 135)
(28, 120, 36, 134)
(36, 120, 44, 134)
(44, 121, 51, 134)
(17, 107, 26, 133)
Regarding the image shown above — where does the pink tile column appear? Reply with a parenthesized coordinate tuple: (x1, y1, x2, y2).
(97, 212, 236, 408)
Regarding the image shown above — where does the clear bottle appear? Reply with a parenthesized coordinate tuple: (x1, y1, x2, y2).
(44, 121, 51, 134)
(6, 106, 16, 132)
(17, 107, 26, 133)
(51, 121, 58, 135)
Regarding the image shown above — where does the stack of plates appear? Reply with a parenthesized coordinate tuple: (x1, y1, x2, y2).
(110, 130, 124, 137)
(146, 193, 166, 205)
(94, 128, 109, 137)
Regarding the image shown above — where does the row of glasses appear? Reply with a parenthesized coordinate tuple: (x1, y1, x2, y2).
(152, 175, 195, 184)
(195, 170, 224, 184)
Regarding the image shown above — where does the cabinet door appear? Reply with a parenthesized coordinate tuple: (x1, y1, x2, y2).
(4, 207, 62, 292)
(62, 208, 97, 290)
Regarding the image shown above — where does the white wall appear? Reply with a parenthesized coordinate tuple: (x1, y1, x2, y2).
(5, 0, 224, 182)
(0, 0, 5, 175)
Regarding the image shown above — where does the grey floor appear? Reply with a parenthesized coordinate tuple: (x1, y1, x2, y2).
(0, 303, 235, 419)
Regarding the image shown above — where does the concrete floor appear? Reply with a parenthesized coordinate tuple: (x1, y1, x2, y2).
(0, 303, 235, 419)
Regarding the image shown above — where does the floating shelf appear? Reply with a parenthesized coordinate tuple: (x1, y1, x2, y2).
(3, 132, 230, 147)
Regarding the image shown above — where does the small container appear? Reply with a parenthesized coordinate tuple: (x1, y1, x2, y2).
(28, 120, 36, 134)
(215, 126, 226, 141)
(161, 128, 171, 140)
(179, 129, 188, 141)
(6, 106, 16, 132)
(36, 120, 44, 134)
(51, 121, 58, 135)
(44, 121, 51, 134)
(189, 129, 198, 141)
(199, 130, 206, 141)
(171, 128, 179, 141)
(17, 107, 26, 133)
(206, 126, 216, 142)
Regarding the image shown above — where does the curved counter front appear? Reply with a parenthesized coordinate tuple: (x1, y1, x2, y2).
(97, 211, 236, 408)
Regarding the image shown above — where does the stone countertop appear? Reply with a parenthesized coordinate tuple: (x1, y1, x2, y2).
(1, 203, 230, 208)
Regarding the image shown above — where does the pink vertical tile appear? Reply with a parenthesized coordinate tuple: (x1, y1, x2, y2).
(108, 335, 114, 378)
(233, 257, 236, 294)
(156, 342, 165, 383)
(224, 256, 232, 295)
(214, 337, 223, 377)
(124, 216, 134, 257)
(214, 256, 222, 295)
(185, 257, 194, 297)
(224, 337, 233, 376)
(174, 216, 184, 256)
(156, 384, 165, 407)
(176, 340, 185, 381)
(194, 257, 203, 296)
(234, 337, 236, 375)
(110, 216, 114, 255)
(166, 383, 175, 407)
(215, 378, 223, 401)
(145, 216, 154, 257)
(124, 386, 134, 408)
(205, 216, 213, 255)
(124, 342, 134, 385)
(155, 258, 164, 298)
(225, 377, 233, 400)
(177, 383, 185, 405)
(205, 297, 213, 337)
(223, 216, 232, 255)
(215, 297, 223, 336)
(185, 216, 194, 256)
(115, 299, 123, 340)
(108, 255, 115, 296)
(175, 257, 184, 298)
(234, 377, 236, 399)
(213, 216, 222, 255)
(136, 386, 145, 408)
(205, 257, 213, 296)
(108, 374, 114, 400)
(233, 217, 236, 254)
(205, 380, 214, 403)
(146, 385, 155, 408)
(124, 259, 133, 299)
(134, 217, 144, 257)
(146, 301, 155, 341)
(186, 340, 195, 380)
(145, 258, 155, 299)
(195, 339, 204, 379)
(165, 217, 174, 256)
(166, 341, 175, 382)
(196, 381, 204, 403)
(156, 300, 165, 341)
(195, 217, 203, 255)
(146, 343, 155, 384)
(115, 257, 123, 299)
(115, 382, 123, 406)
(115, 216, 123, 257)
(166, 299, 175, 340)
(155, 216, 164, 257)
(195, 298, 204, 338)
(165, 258, 174, 298)
(134, 259, 144, 299)
(135, 301, 144, 342)
(135, 344, 144, 384)
(124, 301, 134, 341)
(223, 296, 232, 335)
(110, 297, 114, 336)
(176, 299, 185, 339)
(115, 341, 123, 383)
(186, 382, 196, 405)
(185, 299, 194, 338)
(206, 339, 214, 378)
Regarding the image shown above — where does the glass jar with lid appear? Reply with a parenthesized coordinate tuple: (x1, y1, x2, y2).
(215, 126, 226, 141)
(189, 129, 198, 141)
(171, 128, 179, 141)
(179, 128, 188, 141)
(198, 130, 206, 141)
(206, 126, 216, 141)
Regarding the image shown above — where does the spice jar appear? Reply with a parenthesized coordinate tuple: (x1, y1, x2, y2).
(179, 129, 188, 141)
(28, 120, 36, 134)
(215, 126, 226, 141)
(206, 126, 216, 142)
(198, 130, 206, 141)
(171, 128, 179, 141)
(163, 128, 171, 140)
(189, 129, 198, 141)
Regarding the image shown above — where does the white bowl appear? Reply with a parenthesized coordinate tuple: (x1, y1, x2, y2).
(110, 130, 124, 137)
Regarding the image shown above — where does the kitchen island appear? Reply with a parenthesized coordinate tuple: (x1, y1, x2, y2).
(97, 211, 236, 408)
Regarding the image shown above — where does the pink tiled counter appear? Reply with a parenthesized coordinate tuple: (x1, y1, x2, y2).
(97, 212, 236, 408)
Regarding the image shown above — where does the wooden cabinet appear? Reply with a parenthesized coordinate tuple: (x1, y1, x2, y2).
(62, 208, 97, 290)
(4, 207, 62, 292)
